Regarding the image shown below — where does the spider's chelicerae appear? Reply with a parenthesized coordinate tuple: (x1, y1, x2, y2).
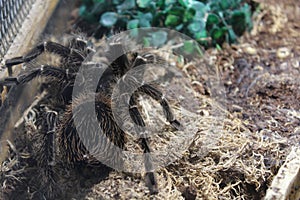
(0, 35, 181, 198)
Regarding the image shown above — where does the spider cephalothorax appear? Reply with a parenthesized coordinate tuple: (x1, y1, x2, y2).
(0, 35, 181, 198)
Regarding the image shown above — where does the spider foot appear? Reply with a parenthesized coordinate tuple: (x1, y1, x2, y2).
(0, 77, 19, 86)
(5, 56, 24, 67)
(145, 172, 158, 195)
(170, 119, 182, 131)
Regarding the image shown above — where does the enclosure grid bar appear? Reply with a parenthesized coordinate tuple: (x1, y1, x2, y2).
(0, 0, 37, 61)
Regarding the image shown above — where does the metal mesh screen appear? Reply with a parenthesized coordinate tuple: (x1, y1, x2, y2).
(0, 0, 37, 60)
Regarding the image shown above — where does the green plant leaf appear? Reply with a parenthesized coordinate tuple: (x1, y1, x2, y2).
(138, 12, 153, 27)
(93, 0, 105, 3)
(220, 0, 230, 10)
(117, 0, 136, 11)
(156, 0, 164, 7)
(188, 20, 205, 33)
(192, 1, 206, 9)
(151, 31, 168, 47)
(206, 13, 220, 26)
(195, 44, 204, 55)
(231, 10, 246, 36)
(113, 0, 122, 4)
(152, 11, 164, 26)
(231, 11, 246, 22)
(182, 40, 203, 55)
(79, 5, 87, 16)
(143, 37, 151, 47)
(210, 27, 225, 40)
(191, 1, 208, 18)
(165, 14, 181, 26)
(194, 30, 207, 40)
(137, 11, 152, 20)
(165, 0, 177, 6)
(216, 44, 222, 50)
(127, 19, 139, 29)
(137, 0, 151, 8)
(178, 0, 189, 7)
(100, 12, 118, 27)
(129, 28, 139, 37)
(79, 0, 255, 48)
(79, 5, 98, 22)
(175, 24, 184, 31)
(179, 0, 198, 8)
(183, 8, 195, 23)
(241, 4, 253, 30)
(139, 20, 151, 27)
(168, 7, 185, 16)
(227, 27, 237, 43)
(183, 40, 195, 54)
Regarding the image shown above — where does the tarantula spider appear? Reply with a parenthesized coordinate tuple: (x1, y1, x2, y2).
(0, 35, 181, 197)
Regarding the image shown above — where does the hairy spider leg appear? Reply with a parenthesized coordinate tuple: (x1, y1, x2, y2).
(45, 110, 58, 166)
(128, 84, 181, 194)
(0, 65, 69, 86)
(69, 37, 89, 52)
(125, 53, 180, 128)
(128, 95, 158, 194)
(136, 84, 181, 130)
(37, 110, 61, 198)
(0, 85, 3, 106)
(4, 41, 87, 76)
(105, 43, 130, 77)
